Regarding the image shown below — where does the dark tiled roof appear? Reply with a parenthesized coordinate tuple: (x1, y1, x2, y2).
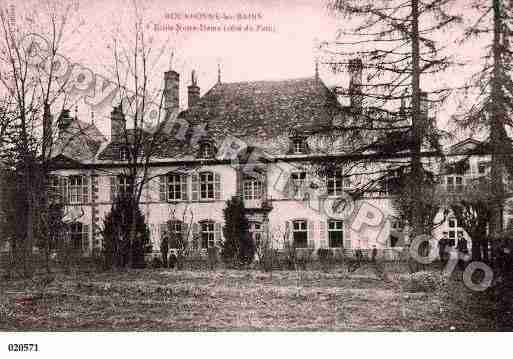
(180, 77, 342, 143)
(52, 119, 106, 161)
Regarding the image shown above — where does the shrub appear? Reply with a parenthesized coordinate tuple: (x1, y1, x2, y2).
(221, 196, 254, 265)
(102, 194, 150, 269)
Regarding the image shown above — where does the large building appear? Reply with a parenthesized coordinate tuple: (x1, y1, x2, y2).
(47, 61, 510, 259)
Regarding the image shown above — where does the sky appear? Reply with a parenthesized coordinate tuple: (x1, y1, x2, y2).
(16, 0, 489, 140)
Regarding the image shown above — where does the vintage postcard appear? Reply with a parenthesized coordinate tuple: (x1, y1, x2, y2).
(0, 0, 511, 356)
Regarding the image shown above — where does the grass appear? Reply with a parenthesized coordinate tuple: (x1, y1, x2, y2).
(0, 265, 497, 331)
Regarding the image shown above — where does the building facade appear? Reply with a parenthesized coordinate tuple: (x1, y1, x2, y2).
(47, 63, 511, 259)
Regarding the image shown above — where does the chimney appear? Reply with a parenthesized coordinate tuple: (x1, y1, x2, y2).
(348, 58, 363, 112)
(164, 70, 180, 115)
(111, 104, 126, 142)
(42, 102, 53, 157)
(188, 70, 200, 109)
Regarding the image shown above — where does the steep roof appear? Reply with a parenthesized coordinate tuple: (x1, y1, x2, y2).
(179, 77, 342, 144)
(52, 118, 106, 162)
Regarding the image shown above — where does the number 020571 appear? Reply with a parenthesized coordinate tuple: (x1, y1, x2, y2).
(8, 344, 39, 352)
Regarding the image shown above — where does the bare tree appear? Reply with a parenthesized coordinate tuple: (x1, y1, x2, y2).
(0, 0, 83, 277)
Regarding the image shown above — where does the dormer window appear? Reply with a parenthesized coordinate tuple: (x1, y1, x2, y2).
(290, 137, 308, 154)
(199, 142, 214, 159)
(119, 147, 130, 161)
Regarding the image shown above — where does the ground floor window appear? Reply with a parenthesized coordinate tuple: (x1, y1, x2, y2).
(167, 221, 183, 248)
(200, 221, 215, 249)
(328, 220, 344, 248)
(292, 220, 308, 248)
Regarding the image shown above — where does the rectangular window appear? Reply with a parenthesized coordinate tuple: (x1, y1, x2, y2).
(291, 171, 306, 199)
(167, 174, 183, 201)
(455, 176, 463, 192)
(117, 176, 131, 195)
(200, 172, 215, 200)
(446, 176, 454, 192)
(243, 179, 262, 200)
(68, 175, 89, 204)
(328, 220, 344, 248)
(168, 221, 182, 248)
(449, 231, 455, 239)
(293, 139, 306, 154)
(200, 222, 215, 249)
(292, 220, 308, 248)
(327, 171, 346, 197)
(448, 218, 456, 228)
(478, 162, 486, 174)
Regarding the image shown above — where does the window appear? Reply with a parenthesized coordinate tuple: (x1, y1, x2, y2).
(68, 222, 87, 251)
(446, 176, 454, 192)
(328, 220, 344, 248)
(200, 221, 215, 249)
(292, 138, 307, 154)
(326, 170, 349, 196)
(200, 143, 213, 158)
(448, 218, 456, 228)
(191, 172, 220, 201)
(167, 174, 184, 201)
(159, 173, 187, 202)
(478, 162, 487, 174)
(290, 171, 306, 199)
(49, 176, 63, 203)
(243, 179, 262, 200)
(167, 221, 182, 248)
(455, 176, 463, 192)
(449, 230, 455, 239)
(119, 147, 130, 161)
(446, 176, 463, 192)
(68, 175, 89, 204)
(200, 172, 215, 200)
(389, 235, 399, 247)
(249, 222, 263, 248)
(292, 220, 308, 248)
(117, 175, 132, 195)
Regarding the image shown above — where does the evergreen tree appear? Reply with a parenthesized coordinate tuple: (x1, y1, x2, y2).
(102, 194, 150, 269)
(325, 0, 461, 237)
(221, 196, 253, 265)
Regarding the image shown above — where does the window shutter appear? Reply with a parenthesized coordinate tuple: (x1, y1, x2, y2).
(344, 221, 351, 239)
(285, 221, 291, 242)
(214, 222, 222, 246)
(180, 174, 188, 200)
(59, 176, 69, 203)
(159, 175, 167, 202)
(191, 173, 199, 201)
(82, 224, 90, 252)
(308, 220, 315, 243)
(109, 176, 116, 202)
(214, 173, 221, 200)
(82, 175, 90, 203)
(319, 221, 326, 240)
(192, 222, 200, 248)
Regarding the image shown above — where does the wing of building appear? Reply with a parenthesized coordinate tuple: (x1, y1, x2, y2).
(47, 63, 510, 260)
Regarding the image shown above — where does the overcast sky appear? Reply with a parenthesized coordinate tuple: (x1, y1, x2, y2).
(29, 0, 486, 141)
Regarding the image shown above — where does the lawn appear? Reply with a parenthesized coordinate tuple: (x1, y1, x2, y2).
(0, 266, 496, 331)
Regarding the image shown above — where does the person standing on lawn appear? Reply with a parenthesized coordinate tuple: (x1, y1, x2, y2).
(160, 234, 169, 268)
(456, 232, 469, 270)
(438, 232, 448, 265)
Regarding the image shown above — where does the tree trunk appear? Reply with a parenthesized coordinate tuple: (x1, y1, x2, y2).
(490, 0, 505, 244)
